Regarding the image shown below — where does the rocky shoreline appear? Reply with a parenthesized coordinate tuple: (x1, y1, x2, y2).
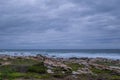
(0, 54, 120, 80)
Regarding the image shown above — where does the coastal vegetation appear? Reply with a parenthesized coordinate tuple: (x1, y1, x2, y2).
(66, 63, 85, 71)
(0, 55, 119, 80)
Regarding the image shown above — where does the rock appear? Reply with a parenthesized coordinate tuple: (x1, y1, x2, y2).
(3, 58, 8, 61)
(77, 68, 93, 74)
(72, 71, 80, 75)
(44, 58, 70, 70)
(2, 62, 11, 65)
(0, 54, 10, 58)
(0, 63, 2, 65)
(47, 69, 54, 74)
(69, 57, 79, 60)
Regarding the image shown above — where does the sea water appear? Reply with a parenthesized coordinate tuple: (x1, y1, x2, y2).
(0, 49, 120, 59)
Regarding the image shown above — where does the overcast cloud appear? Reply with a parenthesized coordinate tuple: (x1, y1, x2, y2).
(0, 0, 120, 49)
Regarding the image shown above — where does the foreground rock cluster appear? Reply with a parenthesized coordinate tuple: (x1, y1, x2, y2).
(0, 54, 120, 80)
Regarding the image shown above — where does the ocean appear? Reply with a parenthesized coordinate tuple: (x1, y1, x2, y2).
(0, 49, 120, 59)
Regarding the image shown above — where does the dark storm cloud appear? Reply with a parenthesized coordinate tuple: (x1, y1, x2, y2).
(0, 0, 120, 49)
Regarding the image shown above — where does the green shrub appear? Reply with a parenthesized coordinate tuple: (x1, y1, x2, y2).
(67, 63, 85, 71)
(0, 65, 16, 79)
(11, 58, 38, 65)
(53, 67, 72, 74)
(9, 72, 25, 78)
(110, 75, 120, 80)
(53, 73, 66, 78)
(52, 67, 72, 78)
(28, 62, 47, 74)
(91, 67, 115, 74)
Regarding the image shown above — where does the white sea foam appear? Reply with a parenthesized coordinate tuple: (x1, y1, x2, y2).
(46, 53, 120, 59)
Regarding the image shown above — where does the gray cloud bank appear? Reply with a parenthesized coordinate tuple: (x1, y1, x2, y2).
(0, 0, 120, 49)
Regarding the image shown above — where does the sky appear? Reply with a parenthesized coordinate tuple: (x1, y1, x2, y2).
(0, 0, 120, 49)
